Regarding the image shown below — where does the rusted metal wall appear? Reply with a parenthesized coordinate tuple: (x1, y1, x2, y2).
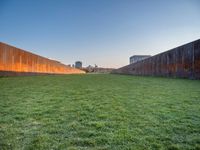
(112, 39, 200, 79)
(0, 42, 85, 76)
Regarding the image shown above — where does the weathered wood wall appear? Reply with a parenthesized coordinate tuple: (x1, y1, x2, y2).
(0, 42, 85, 76)
(112, 39, 200, 79)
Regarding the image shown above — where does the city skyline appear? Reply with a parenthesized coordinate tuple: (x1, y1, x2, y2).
(0, 0, 200, 68)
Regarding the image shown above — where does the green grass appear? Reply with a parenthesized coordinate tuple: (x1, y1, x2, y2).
(0, 74, 200, 150)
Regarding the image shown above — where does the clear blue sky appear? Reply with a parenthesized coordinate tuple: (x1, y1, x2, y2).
(0, 0, 200, 68)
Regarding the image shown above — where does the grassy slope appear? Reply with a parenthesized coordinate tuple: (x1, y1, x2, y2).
(0, 74, 200, 150)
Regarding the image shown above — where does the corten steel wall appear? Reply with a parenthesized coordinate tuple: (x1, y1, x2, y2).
(0, 42, 85, 76)
(112, 39, 200, 79)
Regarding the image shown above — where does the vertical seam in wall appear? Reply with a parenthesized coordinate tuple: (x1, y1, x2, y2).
(192, 42, 195, 79)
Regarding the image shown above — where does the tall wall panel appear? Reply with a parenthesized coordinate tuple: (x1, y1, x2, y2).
(0, 42, 85, 76)
(112, 39, 200, 79)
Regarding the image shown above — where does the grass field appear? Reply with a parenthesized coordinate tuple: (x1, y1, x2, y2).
(0, 74, 200, 150)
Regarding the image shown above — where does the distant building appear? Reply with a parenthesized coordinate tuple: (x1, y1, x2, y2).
(75, 61, 82, 68)
(85, 65, 114, 73)
(130, 55, 151, 64)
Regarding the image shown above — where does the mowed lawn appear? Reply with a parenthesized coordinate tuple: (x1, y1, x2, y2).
(0, 74, 200, 150)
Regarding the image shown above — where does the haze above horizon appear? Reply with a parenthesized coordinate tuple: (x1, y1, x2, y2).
(0, 0, 200, 68)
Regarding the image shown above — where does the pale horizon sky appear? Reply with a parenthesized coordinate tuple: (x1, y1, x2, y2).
(0, 0, 200, 68)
